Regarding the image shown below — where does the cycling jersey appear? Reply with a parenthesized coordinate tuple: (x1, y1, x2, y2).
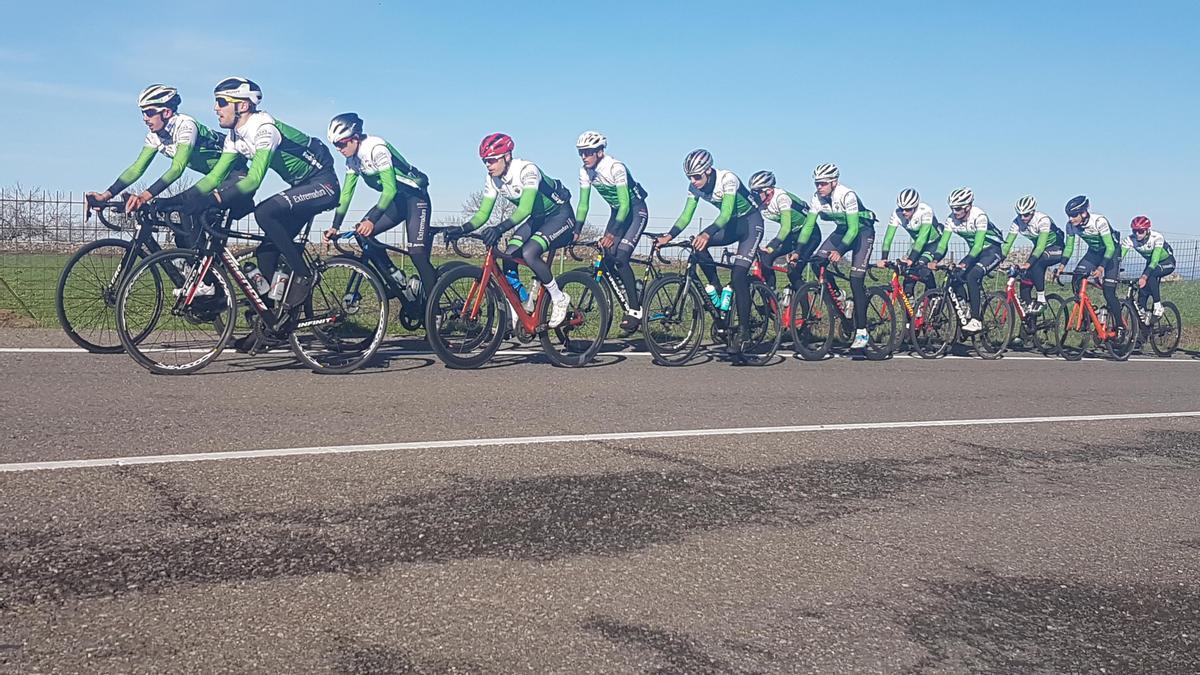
(193, 111, 334, 204)
(802, 183, 877, 247)
(759, 188, 811, 249)
(1062, 213, 1117, 261)
(468, 158, 570, 230)
(334, 135, 429, 227)
(936, 205, 1005, 266)
(882, 202, 942, 261)
(1003, 210, 1065, 260)
(106, 113, 238, 197)
(576, 154, 646, 231)
(669, 169, 756, 237)
(1122, 230, 1174, 270)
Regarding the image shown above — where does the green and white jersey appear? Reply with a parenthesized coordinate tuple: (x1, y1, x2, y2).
(760, 189, 810, 223)
(223, 111, 331, 187)
(1009, 211, 1064, 248)
(579, 155, 646, 207)
(945, 206, 1005, 247)
(888, 202, 941, 241)
(145, 114, 226, 174)
(1122, 230, 1173, 264)
(689, 169, 755, 218)
(1067, 213, 1115, 252)
(484, 158, 567, 217)
(809, 183, 875, 232)
(346, 135, 428, 194)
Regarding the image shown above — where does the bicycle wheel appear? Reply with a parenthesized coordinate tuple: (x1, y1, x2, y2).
(424, 264, 505, 369)
(1149, 301, 1181, 357)
(1058, 299, 1093, 361)
(863, 287, 897, 361)
(539, 269, 610, 367)
(789, 282, 836, 360)
(56, 238, 150, 353)
(731, 281, 782, 366)
(1029, 294, 1066, 356)
(974, 292, 1015, 359)
(289, 257, 389, 374)
(910, 290, 954, 359)
(116, 248, 235, 375)
(1105, 299, 1138, 361)
(642, 274, 704, 366)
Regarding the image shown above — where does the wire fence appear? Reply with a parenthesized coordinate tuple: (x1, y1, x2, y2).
(1, 193, 1197, 329)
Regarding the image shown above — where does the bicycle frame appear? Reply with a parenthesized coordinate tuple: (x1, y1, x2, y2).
(1065, 276, 1117, 340)
(463, 247, 554, 335)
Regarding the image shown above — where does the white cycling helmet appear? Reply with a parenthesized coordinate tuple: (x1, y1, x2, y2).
(1014, 195, 1037, 216)
(575, 130, 606, 150)
(948, 187, 974, 209)
(684, 149, 713, 176)
(813, 163, 840, 182)
(213, 76, 262, 105)
(327, 113, 364, 144)
(138, 84, 180, 110)
(748, 170, 776, 191)
(897, 188, 920, 210)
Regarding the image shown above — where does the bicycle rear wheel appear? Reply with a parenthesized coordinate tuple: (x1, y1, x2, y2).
(1059, 299, 1093, 361)
(863, 287, 897, 360)
(974, 292, 1015, 359)
(910, 290, 954, 359)
(789, 282, 836, 361)
(1149, 301, 1181, 357)
(425, 264, 505, 369)
(116, 248, 235, 374)
(289, 257, 389, 374)
(539, 269, 610, 367)
(56, 238, 146, 353)
(731, 281, 781, 366)
(1029, 294, 1065, 356)
(1105, 299, 1138, 361)
(642, 274, 704, 366)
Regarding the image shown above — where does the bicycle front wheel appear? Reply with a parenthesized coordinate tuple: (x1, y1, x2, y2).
(1105, 299, 1138, 362)
(974, 292, 1015, 360)
(641, 274, 704, 366)
(1030, 294, 1066, 356)
(910, 290, 954, 359)
(424, 264, 505, 369)
(290, 257, 389, 374)
(789, 283, 836, 361)
(116, 248, 235, 374)
(731, 281, 782, 366)
(1149, 301, 1182, 357)
(863, 287, 898, 361)
(1058, 299, 1093, 361)
(56, 238, 145, 353)
(539, 269, 610, 367)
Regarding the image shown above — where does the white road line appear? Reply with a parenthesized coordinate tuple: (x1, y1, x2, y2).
(2, 411, 1196, 474)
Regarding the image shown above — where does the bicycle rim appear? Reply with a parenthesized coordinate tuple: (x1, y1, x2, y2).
(1030, 294, 1065, 356)
(1105, 301, 1138, 361)
(732, 282, 782, 366)
(1058, 300, 1091, 361)
(425, 265, 504, 368)
(974, 292, 1014, 359)
(1149, 302, 1181, 357)
(789, 283, 835, 360)
(290, 258, 389, 374)
(540, 270, 610, 367)
(911, 290, 953, 358)
(56, 238, 143, 353)
(863, 287, 897, 360)
(642, 275, 704, 366)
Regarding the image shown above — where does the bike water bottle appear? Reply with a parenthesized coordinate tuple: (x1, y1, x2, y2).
(593, 253, 603, 279)
(407, 276, 422, 301)
(719, 287, 733, 311)
(390, 267, 408, 288)
(267, 271, 289, 301)
(243, 262, 268, 296)
(506, 269, 529, 302)
(704, 284, 721, 307)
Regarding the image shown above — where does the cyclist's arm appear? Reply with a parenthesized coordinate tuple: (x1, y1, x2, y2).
(774, 209, 796, 245)
(881, 222, 898, 259)
(575, 185, 591, 224)
(190, 151, 240, 196)
(669, 196, 699, 237)
(703, 192, 737, 235)
(613, 183, 631, 226)
(467, 195, 498, 230)
(144, 143, 196, 197)
(909, 222, 934, 259)
(1030, 230, 1050, 260)
(365, 165, 397, 223)
(499, 188, 538, 232)
(961, 228, 985, 267)
(105, 146, 157, 196)
(796, 211, 818, 246)
(1148, 240, 1166, 270)
(934, 227, 953, 259)
(1002, 231, 1017, 258)
(1101, 230, 1116, 260)
(330, 172, 358, 231)
(1062, 233, 1076, 261)
(219, 147, 274, 201)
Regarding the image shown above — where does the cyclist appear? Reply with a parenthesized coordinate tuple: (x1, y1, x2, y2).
(177, 77, 339, 313)
(876, 188, 943, 299)
(1122, 215, 1176, 323)
(322, 113, 435, 298)
(447, 133, 577, 328)
(574, 131, 649, 332)
(792, 163, 877, 349)
(933, 188, 1005, 333)
(1059, 195, 1121, 329)
(748, 170, 818, 293)
(654, 150, 763, 354)
(87, 84, 246, 244)
(1002, 195, 1066, 312)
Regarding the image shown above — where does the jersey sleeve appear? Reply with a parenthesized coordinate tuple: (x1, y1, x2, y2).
(507, 163, 543, 225)
(578, 166, 591, 189)
(610, 161, 630, 186)
(840, 190, 861, 214)
(222, 123, 281, 201)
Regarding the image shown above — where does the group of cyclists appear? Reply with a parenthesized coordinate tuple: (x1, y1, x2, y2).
(86, 77, 1179, 365)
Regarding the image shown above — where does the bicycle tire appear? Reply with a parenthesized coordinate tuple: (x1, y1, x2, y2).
(910, 290, 954, 359)
(1105, 299, 1138, 361)
(1029, 294, 1066, 356)
(641, 274, 705, 366)
(116, 248, 235, 375)
(1058, 299, 1092, 361)
(289, 257, 389, 374)
(424, 264, 505, 369)
(539, 269, 610, 367)
(56, 238, 149, 353)
(788, 282, 836, 361)
(974, 292, 1015, 359)
(731, 281, 782, 366)
(1149, 301, 1182, 357)
(863, 287, 898, 360)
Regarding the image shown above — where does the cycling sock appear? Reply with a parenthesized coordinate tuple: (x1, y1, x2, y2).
(545, 280, 565, 302)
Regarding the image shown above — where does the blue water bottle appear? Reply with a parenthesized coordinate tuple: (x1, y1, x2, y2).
(719, 287, 733, 311)
(593, 253, 603, 279)
(505, 269, 529, 302)
(704, 284, 721, 307)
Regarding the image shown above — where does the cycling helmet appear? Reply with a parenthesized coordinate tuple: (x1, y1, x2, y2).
(138, 84, 180, 110)
(813, 163, 840, 182)
(897, 188, 920, 210)
(327, 113, 363, 144)
(479, 133, 514, 158)
(948, 187, 974, 208)
(1065, 195, 1090, 217)
(748, 170, 776, 191)
(1014, 195, 1037, 216)
(684, 149, 713, 176)
(213, 77, 262, 105)
(1130, 215, 1152, 233)
(575, 130, 606, 150)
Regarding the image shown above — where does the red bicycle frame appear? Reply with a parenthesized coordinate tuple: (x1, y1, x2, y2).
(1066, 276, 1116, 340)
(462, 246, 584, 333)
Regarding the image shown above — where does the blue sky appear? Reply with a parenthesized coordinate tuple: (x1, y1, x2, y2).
(2, 0, 1197, 236)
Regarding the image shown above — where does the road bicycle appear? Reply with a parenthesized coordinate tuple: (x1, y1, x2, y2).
(867, 259, 938, 353)
(1119, 277, 1181, 357)
(424, 233, 609, 368)
(987, 265, 1066, 356)
(1056, 270, 1137, 361)
(115, 205, 388, 374)
(640, 238, 781, 366)
(567, 231, 672, 336)
(910, 264, 1013, 359)
(788, 257, 896, 361)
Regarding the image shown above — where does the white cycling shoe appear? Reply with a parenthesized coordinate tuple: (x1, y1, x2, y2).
(549, 292, 572, 328)
(173, 282, 215, 298)
(850, 331, 869, 349)
(963, 318, 983, 332)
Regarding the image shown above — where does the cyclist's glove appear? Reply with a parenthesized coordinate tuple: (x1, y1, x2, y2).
(478, 226, 503, 247)
(441, 225, 465, 243)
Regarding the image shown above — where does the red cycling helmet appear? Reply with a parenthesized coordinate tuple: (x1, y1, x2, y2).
(479, 133, 514, 159)
(1130, 215, 1152, 233)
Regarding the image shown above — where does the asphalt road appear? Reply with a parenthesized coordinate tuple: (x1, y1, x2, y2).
(1, 334, 1198, 673)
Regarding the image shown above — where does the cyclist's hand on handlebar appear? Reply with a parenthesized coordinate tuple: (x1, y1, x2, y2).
(478, 226, 502, 247)
(1019, 262, 1032, 270)
(692, 233, 711, 252)
(323, 227, 339, 243)
(124, 190, 152, 214)
(786, 252, 800, 264)
(84, 191, 110, 211)
(875, 259, 888, 268)
(654, 233, 673, 248)
(355, 219, 375, 237)
(1139, 274, 1148, 288)
(598, 232, 616, 250)
(828, 250, 842, 264)
(900, 257, 912, 267)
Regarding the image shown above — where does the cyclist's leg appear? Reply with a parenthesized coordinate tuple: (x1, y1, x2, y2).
(361, 200, 406, 275)
(788, 229, 821, 288)
(1144, 259, 1174, 317)
(522, 208, 576, 312)
(813, 231, 849, 296)
(502, 220, 534, 282)
(1028, 250, 1063, 304)
(606, 201, 648, 313)
(253, 173, 339, 304)
(966, 247, 1002, 319)
(730, 213, 764, 331)
(403, 193, 436, 293)
(1101, 254, 1121, 322)
(1072, 251, 1100, 298)
(848, 226, 875, 330)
